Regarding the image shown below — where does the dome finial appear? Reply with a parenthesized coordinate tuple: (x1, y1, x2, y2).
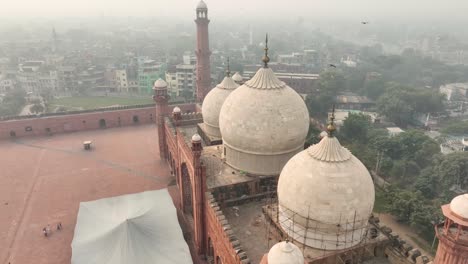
(327, 104, 336, 137)
(226, 57, 231, 77)
(262, 33, 270, 68)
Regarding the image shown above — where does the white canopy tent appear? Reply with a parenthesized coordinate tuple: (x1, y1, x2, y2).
(71, 189, 193, 264)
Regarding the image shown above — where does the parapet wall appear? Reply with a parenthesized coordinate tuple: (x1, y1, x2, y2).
(205, 192, 251, 264)
(0, 103, 197, 140)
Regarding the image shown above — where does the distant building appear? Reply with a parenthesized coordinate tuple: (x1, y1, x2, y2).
(335, 94, 375, 111)
(114, 69, 129, 92)
(165, 55, 197, 100)
(58, 66, 77, 92)
(77, 66, 105, 92)
(38, 70, 59, 92)
(386, 127, 405, 137)
(328, 110, 379, 128)
(440, 83, 468, 101)
(138, 60, 165, 94)
(17, 61, 44, 93)
(0, 70, 15, 92)
(341, 56, 357, 67)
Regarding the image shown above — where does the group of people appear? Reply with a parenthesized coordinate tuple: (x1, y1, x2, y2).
(42, 222, 62, 237)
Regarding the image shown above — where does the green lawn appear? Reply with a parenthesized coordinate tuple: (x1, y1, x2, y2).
(47, 96, 154, 112)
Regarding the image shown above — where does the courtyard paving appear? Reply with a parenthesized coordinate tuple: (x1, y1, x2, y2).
(0, 124, 172, 264)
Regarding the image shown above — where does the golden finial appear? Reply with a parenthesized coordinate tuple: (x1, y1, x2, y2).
(262, 33, 270, 68)
(327, 104, 336, 137)
(226, 57, 231, 77)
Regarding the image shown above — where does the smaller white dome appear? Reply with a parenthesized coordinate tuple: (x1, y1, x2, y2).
(192, 133, 202, 142)
(173, 107, 181, 113)
(196, 0, 207, 9)
(450, 194, 468, 219)
(153, 78, 167, 89)
(232, 72, 243, 82)
(267, 241, 304, 264)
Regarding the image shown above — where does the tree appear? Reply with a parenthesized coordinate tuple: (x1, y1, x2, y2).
(340, 113, 371, 143)
(318, 70, 345, 96)
(440, 120, 468, 135)
(377, 85, 414, 126)
(362, 78, 385, 100)
(30, 103, 44, 114)
(305, 124, 322, 148)
(431, 152, 468, 190)
(305, 94, 333, 118)
(386, 189, 424, 222)
(0, 88, 27, 117)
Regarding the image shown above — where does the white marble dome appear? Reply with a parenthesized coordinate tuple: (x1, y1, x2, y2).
(153, 78, 167, 89)
(277, 134, 375, 250)
(219, 67, 309, 175)
(173, 106, 181, 113)
(232, 72, 243, 83)
(192, 133, 202, 142)
(202, 76, 239, 138)
(450, 194, 468, 219)
(197, 0, 207, 9)
(267, 241, 304, 264)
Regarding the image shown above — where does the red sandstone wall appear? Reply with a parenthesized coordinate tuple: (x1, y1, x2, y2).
(205, 192, 250, 264)
(0, 103, 197, 140)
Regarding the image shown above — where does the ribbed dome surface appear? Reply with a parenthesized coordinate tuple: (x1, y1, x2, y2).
(219, 67, 309, 175)
(277, 135, 375, 250)
(307, 136, 352, 162)
(232, 72, 243, 83)
(244, 67, 286, 89)
(202, 76, 239, 138)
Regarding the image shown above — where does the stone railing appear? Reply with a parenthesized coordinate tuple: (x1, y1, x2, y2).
(0, 103, 156, 122)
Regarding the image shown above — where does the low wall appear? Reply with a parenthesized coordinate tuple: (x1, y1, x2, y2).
(205, 192, 250, 264)
(0, 103, 197, 140)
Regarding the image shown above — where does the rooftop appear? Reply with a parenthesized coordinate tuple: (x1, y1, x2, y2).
(0, 124, 173, 264)
(202, 145, 260, 189)
(224, 201, 390, 264)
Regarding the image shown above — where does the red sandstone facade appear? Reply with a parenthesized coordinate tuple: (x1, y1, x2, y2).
(433, 204, 468, 264)
(0, 104, 196, 140)
(195, 2, 212, 103)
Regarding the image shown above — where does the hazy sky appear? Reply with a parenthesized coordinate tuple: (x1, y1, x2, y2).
(2, 0, 468, 21)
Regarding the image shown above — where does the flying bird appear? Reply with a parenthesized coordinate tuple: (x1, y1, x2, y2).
(361, 21, 369, 24)
(328, 64, 336, 68)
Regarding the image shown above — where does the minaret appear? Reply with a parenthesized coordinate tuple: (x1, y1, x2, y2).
(52, 27, 58, 53)
(153, 78, 169, 160)
(195, 0, 211, 103)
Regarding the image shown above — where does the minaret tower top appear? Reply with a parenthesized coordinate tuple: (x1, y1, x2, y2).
(195, 0, 212, 103)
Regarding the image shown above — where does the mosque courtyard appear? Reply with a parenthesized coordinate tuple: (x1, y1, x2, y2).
(0, 124, 173, 264)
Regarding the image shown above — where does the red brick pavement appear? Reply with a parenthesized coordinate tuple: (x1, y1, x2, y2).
(0, 124, 172, 264)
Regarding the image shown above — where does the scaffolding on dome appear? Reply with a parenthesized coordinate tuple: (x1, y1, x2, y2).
(261, 193, 379, 264)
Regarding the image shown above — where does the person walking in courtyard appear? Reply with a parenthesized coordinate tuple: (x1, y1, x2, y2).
(42, 227, 47, 237)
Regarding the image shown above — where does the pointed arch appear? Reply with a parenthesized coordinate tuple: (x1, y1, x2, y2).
(181, 163, 193, 216)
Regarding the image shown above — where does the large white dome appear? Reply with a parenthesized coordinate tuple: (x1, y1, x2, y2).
(219, 67, 309, 175)
(267, 241, 304, 264)
(450, 194, 468, 219)
(277, 134, 375, 250)
(202, 76, 238, 138)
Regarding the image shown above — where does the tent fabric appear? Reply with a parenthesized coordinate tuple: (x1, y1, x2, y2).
(71, 189, 193, 264)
